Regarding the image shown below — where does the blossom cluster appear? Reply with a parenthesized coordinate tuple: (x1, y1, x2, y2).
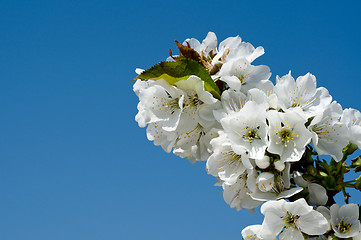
(133, 32, 361, 240)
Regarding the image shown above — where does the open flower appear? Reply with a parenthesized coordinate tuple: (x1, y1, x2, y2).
(213, 88, 269, 121)
(182, 32, 265, 76)
(261, 198, 329, 240)
(220, 101, 269, 159)
(213, 35, 265, 65)
(134, 73, 221, 162)
(308, 101, 348, 161)
(183, 32, 217, 59)
(330, 203, 361, 238)
(213, 89, 247, 121)
(266, 108, 312, 162)
(138, 79, 184, 131)
(222, 169, 263, 211)
(274, 72, 332, 118)
(170, 76, 221, 161)
(173, 125, 219, 163)
(206, 131, 252, 184)
(218, 57, 271, 92)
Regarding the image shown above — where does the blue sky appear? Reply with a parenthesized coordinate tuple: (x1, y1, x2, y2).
(1, 0, 361, 239)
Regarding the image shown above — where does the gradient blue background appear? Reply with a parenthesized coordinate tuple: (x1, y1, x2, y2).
(1, 0, 361, 239)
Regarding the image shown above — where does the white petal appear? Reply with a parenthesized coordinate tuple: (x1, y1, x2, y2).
(308, 183, 328, 206)
(285, 198, 312, 216)
(279, 227, 304, 240)
(241, 225, 263, 240)
(298, 210, 329, 235)
(261, 212, 284, 239)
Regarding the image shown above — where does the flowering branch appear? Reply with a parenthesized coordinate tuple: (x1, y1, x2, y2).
(132, 32, 361, 240)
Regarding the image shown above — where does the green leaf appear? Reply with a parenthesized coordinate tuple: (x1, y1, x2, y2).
(352, 155, 361, 172)
(341, 143, 358, 162)
(354, 176, 361, 190)
(133, 59, 221, 99)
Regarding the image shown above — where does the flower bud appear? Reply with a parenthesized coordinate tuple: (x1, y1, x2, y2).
(274, 160, 285, 171)
(293, 171, 309, 188)
(255, 156, 270, 169)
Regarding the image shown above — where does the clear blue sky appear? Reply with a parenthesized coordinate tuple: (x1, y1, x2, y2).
(1, 0, 361, 239)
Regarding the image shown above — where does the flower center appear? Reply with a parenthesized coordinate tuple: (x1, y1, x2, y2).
(337, 219, 353, 233)
(281, 129, 291, 140)
(275, 122, 298, 147)
(243, 126, 261, 143)
(183, 93, 202, 110)
(282, 211, 300, 228)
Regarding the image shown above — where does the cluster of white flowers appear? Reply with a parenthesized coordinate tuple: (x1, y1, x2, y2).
(133, 32, 361, 240)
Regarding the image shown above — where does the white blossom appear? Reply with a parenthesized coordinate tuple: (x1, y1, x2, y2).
(222, 169, 262, 211)
(218, 57, 271, 92)
(274, 72, 332, 118)
(266, 108, 312, 162)
(206, 131, 252, 184)
(308, 101, 348, 161)
(134, 74, 221, 162)
(133, 33, 361, 240)
(213, 35, 265, 65)
(183, 32, 217, 58)
(220, 101, 269, 159)
(213, 89, 247, 121)
(341, 108, 361, 149)
(261, 198, 329, 240)
(138, 79, 184, 131)
(316, 206, 331, 222)
(293, 171, 310, 188)
(182, 32, 266, 76)
(170, 76, 221, 161)
(173, 126, 219, 163)
(330, 203, 361, 238)
(213, 88, 269, 121)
